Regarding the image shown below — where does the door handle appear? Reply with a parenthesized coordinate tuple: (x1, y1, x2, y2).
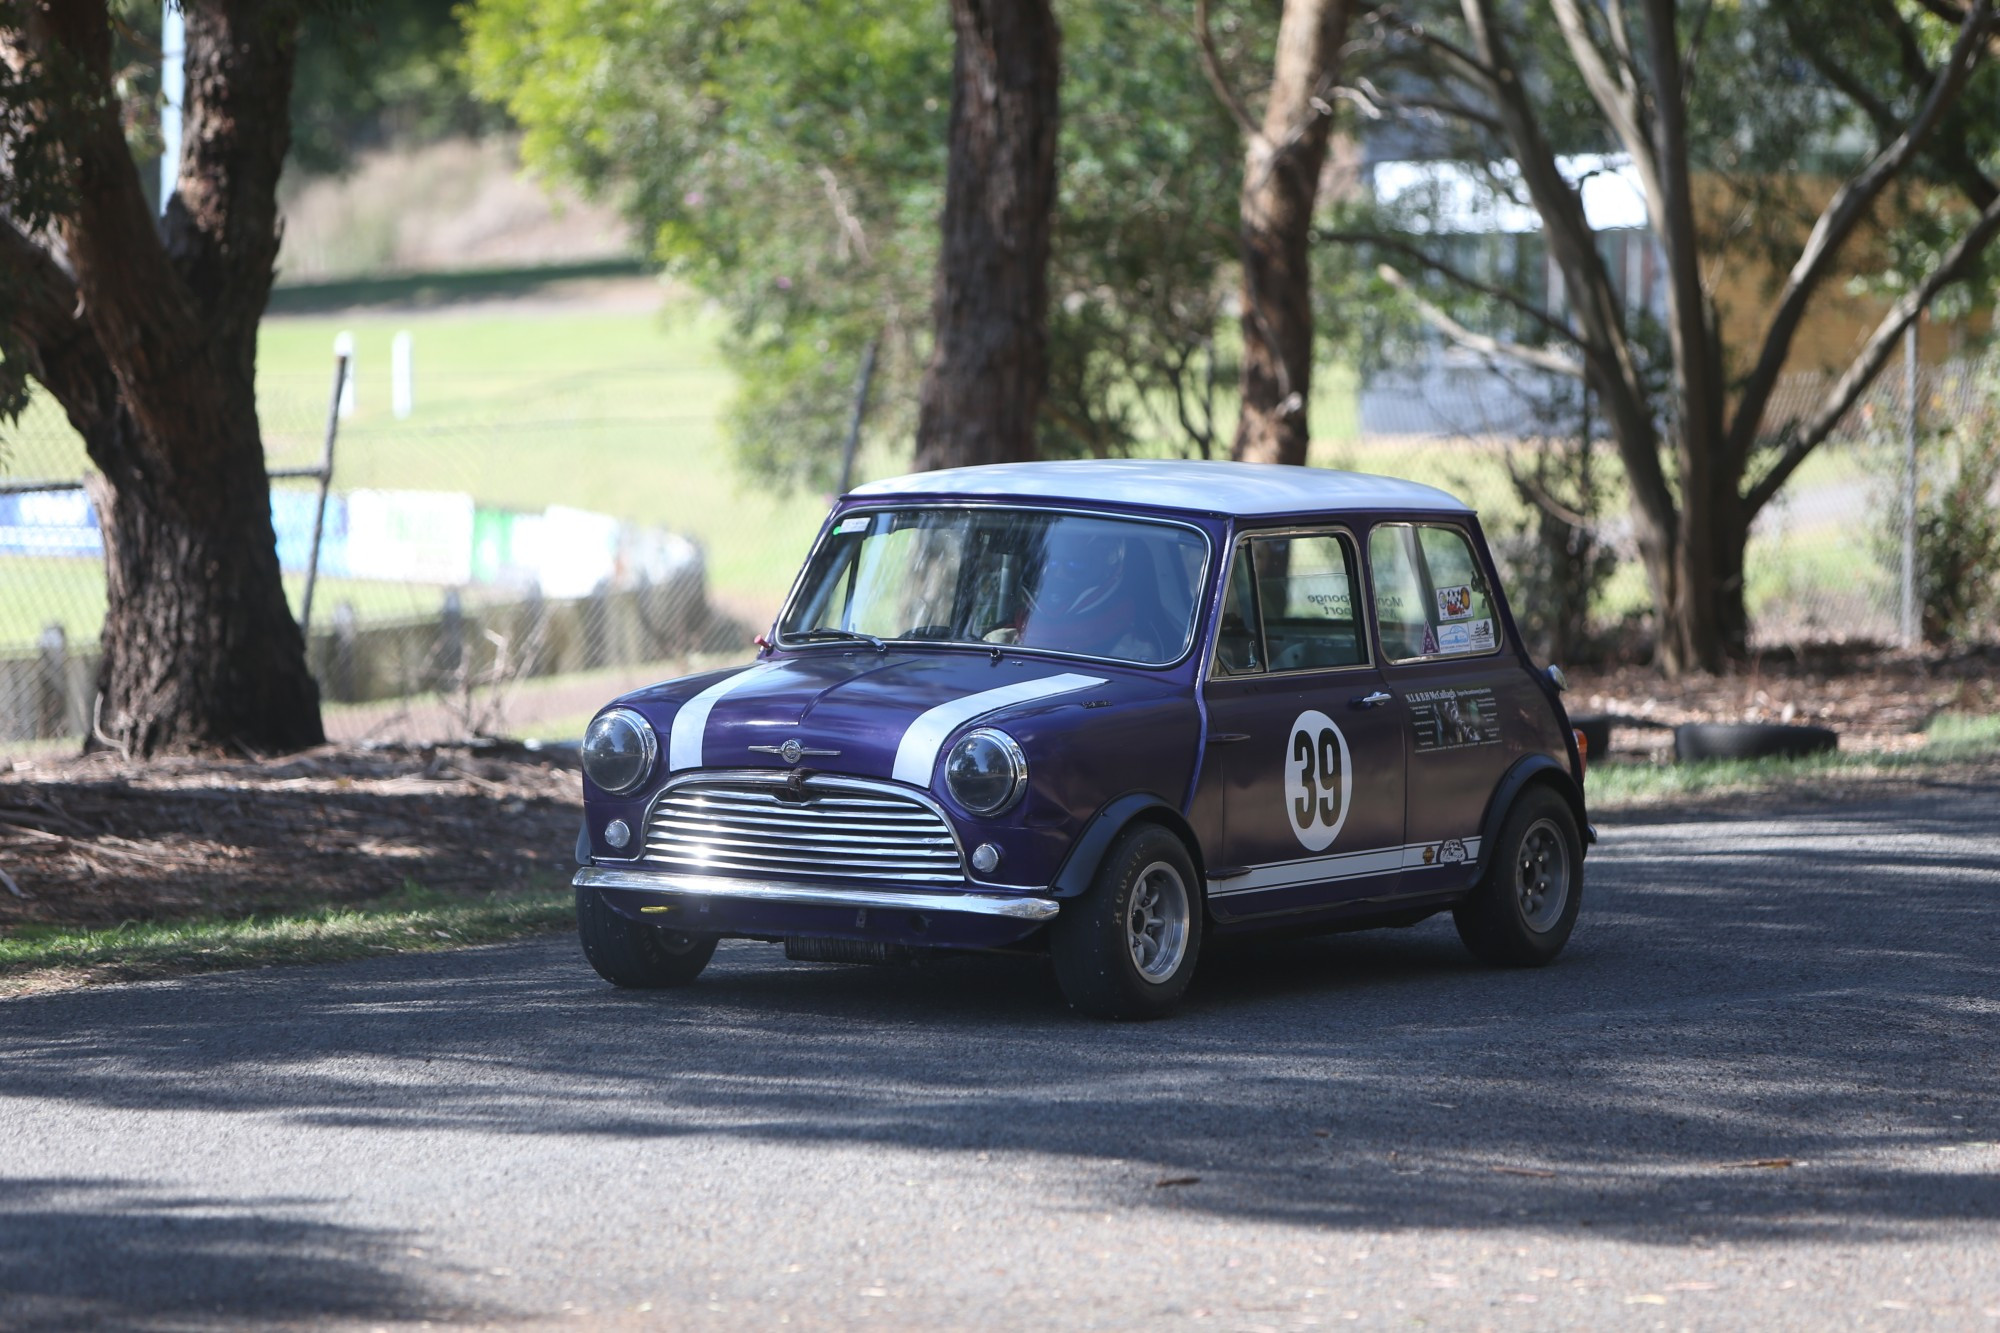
(1352, 691, 1393, 709)
(1208, 732, 1252, 745)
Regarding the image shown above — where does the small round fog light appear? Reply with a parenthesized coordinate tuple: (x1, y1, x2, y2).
(604, 819, 632, 850)
(970, 842, 1001, 874)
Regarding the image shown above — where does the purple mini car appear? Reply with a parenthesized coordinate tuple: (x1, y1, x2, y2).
(572, 460, 1590, 1017)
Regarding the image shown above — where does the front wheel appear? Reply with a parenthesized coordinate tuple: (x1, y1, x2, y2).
(1453, 786, 1582, 967)
(576, 886, 718, 988)
(1051, 824, 1203, 1019)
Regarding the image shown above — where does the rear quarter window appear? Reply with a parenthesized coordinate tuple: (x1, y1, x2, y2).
(1368, 523, 1500, 661)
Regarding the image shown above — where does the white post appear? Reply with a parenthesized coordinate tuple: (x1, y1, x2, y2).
(1901, 321, 1920, 648)
(391, 330, 414, 419)
(159, 2, 184, 216)
(333, 331, 358, 418)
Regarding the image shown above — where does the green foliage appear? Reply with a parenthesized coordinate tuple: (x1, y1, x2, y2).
(292, 0, 501, 174)
(1915, 398, 2000, 645)
(464, 0, 945, 491)
(1494, 387, 1620, 666)
(462, 0, 1251, 485)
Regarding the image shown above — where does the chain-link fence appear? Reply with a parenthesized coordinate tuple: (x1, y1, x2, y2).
(3, 342, 1992, 749)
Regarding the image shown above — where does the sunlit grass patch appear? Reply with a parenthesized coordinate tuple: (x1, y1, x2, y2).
(0, 881, 572, 996)
(1586, 711, 2000, 809)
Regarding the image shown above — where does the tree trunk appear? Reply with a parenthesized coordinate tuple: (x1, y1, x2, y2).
(81, 394, 320, 755)
(4, 0, 323, 755)
(1651, 443, 1747, 675)
(1231, 0, 1350, 466)
(913, 0, 1061, 472)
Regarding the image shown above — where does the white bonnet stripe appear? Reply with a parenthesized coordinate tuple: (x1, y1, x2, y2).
(892, 673, 1104, 787)
(669, 663, 780, 771)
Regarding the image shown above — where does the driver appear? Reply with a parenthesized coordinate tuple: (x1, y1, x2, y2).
(1009, 531, 1160, 659)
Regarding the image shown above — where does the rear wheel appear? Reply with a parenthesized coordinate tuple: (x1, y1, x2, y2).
(1453, 787, 1582, 967)
(1051, 824, 1202, 1019)
(576, 886, 718, 988)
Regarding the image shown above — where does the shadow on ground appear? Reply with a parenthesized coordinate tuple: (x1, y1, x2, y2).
(3, 780, 1997, 1294)
(0, 1178, 494, 1330)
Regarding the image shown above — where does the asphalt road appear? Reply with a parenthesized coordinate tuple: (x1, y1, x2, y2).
(4, 777, 1998, 1331)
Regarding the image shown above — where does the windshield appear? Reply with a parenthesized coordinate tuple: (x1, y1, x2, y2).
(779, 508, 1209, 666)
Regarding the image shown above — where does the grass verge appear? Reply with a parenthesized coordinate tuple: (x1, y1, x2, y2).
(1587, 713, 2000, 809)
(0, 882, 573, 998)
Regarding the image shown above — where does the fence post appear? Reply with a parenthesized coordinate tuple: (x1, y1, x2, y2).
(331, 601, 358, 703)
(835, 338, 879, 497)
(36, 624, 66, 739)
(438, 588, 464, 686)
(1901, 322, 1920, 649)
(300, 350, 349, 638)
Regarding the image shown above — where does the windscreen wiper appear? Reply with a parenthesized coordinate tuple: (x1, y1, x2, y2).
(791, 628, 888, 652)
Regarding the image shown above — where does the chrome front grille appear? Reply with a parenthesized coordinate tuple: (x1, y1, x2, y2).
(642, 773, 967, 886)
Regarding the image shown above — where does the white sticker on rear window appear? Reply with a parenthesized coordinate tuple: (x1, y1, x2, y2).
(835, 516, 870, 535)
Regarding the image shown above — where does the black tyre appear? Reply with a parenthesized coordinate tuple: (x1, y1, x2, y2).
(576, 886, 718, 988)
(1051, 823, 1203, 1019)
(1568, 712, 1613, 759)
(1453, 786, 1582, 967)
(1673, 722, 1836, 763)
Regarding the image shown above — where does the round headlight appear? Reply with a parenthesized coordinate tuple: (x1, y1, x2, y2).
(944, 728, 1027, 817)
(582, 708, 658, 795)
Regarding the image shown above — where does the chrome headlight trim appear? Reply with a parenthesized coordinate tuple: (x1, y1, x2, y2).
(583, 707, 659, 796)
(944, 727, 1028, 818)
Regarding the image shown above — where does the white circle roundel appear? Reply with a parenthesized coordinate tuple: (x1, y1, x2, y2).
(1284, 709, 1352, 851)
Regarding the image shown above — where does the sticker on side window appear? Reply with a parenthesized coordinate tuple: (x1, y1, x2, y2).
(1436, 584, 1474, 620)
(835, 516, 870, 535)
(1284, 709, 1352, 852)
(1408, 687, 1500, 752)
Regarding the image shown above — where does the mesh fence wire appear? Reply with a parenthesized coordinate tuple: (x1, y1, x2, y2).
(2, 352, 1992, 748)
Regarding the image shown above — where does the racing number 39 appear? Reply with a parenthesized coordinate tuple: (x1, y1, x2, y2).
(1284, 709, 1352, 852)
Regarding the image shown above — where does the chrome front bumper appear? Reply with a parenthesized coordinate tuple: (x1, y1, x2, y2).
(573, 865, 1061, 922)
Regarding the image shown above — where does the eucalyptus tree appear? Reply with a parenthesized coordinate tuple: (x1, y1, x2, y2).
(1200, 0, 1355, 466)
(1348, 0, 2000, 674)
(2, 1, 324, 754)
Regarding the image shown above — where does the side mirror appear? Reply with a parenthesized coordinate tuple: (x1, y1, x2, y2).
(1544, 664, 1570, 693)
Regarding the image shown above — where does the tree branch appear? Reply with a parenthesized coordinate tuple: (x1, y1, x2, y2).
(1834, 0, 2000, 209)
(1377, 263, 1583, 377)
(1726, 0, 1996, 465)
(1455, 0, 1679, 551)
(1194, 0, 1263, 142)
(1745, 188, 2000, 516)
(1549, 0, 1663, 221)
(1366, 5, 1499, 94)
(1321, 228, 1583, 344)
(0, 219, 120, 429)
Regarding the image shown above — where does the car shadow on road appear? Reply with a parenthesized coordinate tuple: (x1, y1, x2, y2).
(3, 786, 1997, 1261)
(0, 1178, 501, 1330)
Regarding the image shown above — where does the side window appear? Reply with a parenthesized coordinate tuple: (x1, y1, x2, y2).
(1368, 526, 1430, 660)
(1368, 523, 1499, 661)
(1251, 533, 1366, 671)
(1212, 545, 1262, 675)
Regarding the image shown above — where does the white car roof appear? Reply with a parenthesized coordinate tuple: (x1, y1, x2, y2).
(848, 459, 1473, 517)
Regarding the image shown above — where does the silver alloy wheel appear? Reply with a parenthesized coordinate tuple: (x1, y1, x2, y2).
(1515, 817, 1571, 932)
(1127, 860, 1191, 983)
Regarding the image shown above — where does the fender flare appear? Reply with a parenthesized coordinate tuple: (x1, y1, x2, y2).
(1472, 754, 1589, 884)
(1051, 793, 1205, 899)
